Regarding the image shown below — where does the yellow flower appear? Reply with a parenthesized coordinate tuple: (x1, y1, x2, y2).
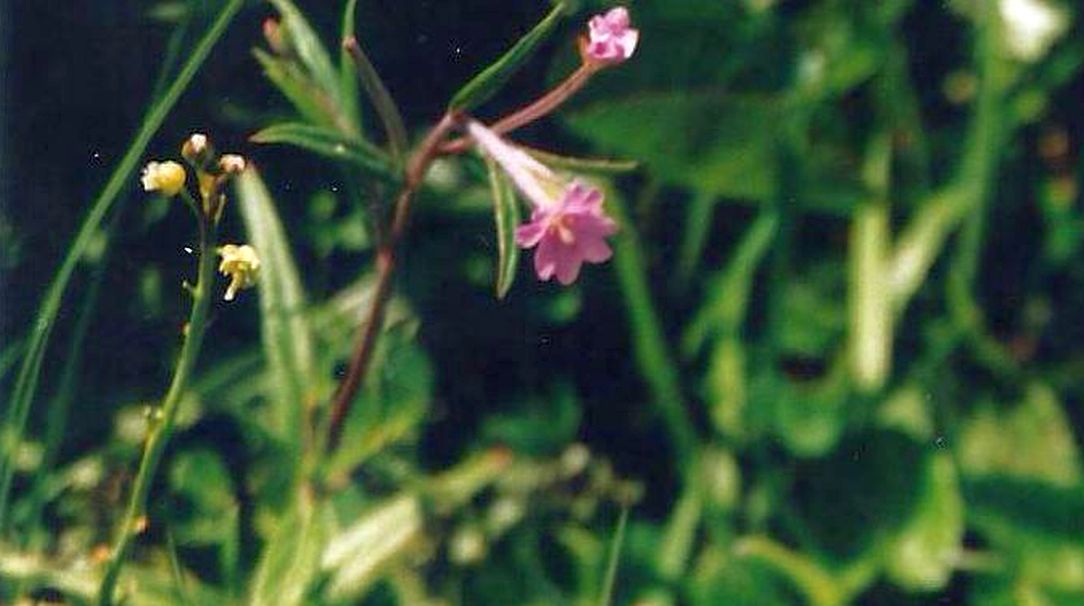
(140, 161, 187, 196)
(217, 244, 261, 301)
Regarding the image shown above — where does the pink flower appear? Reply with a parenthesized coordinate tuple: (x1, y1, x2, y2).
(585, 7, 639, 64)
(515, 182, 618, 285)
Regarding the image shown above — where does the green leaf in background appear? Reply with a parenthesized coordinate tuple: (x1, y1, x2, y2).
(884, 453, 964, 591)
(484, 156, 521, 299)
(0, 0, 245, 535)
(249, 500, 334, 606)
(791, 431, 925, 560)
(566, 93, 781, 201)
(958, 383, 1082, 487)
(448, 2, 567, 111)
(269, 0, 342, 106)
(254, 48, 342, 130)
(234, 168, 316, 447)
(251, 122, 396, 182)
(169, 449, 240, 589)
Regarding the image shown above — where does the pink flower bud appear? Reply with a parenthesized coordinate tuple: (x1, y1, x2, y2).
(584, 7, 639, 64)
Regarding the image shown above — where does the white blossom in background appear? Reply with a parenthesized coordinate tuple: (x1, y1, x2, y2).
(999, 0, 1069, 62)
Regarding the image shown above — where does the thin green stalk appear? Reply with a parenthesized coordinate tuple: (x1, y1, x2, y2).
(607, 183, 697, 470)
(597, 507, 629, 606)
(674, 191, 716, 290)
(944, 4, 1020, 380)
(0, 0, 244, 534)
(97, 220, 219, 606)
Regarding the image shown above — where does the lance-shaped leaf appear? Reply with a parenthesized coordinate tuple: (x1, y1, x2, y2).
(269, 0, 340, 103)
(449, 2, 567, 111)
(254, 49, 339, 129)
(234, 168, 315, 445)
(251, 122, 397, 182)
(484, 157, 520, 299)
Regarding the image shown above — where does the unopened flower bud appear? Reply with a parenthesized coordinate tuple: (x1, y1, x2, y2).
(140, 161, 187, 196)
(217, 244, 261, 301)
(263, 18, 288, 55)
(182, 133, 214, 167)
(583, 7, 639, 65)
(219, 154, 247, 175)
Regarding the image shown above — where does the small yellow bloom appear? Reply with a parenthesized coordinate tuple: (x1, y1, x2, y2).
(217, 244, 260, 301)
(140, 161, 187, 196)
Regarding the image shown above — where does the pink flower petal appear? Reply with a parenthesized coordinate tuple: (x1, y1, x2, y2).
(515, 220, 548, 248)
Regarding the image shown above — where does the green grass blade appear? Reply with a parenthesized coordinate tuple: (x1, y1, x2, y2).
(234, 168, 316, 449)
(448, 2, 567, 111)
(484, 156, 521, 299)
(0, 0, 244, 536)
(251, 122, 396, 181)
(597, 507, 629, 606)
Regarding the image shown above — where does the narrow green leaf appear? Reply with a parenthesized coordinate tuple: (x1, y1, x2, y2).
(251, 122, 396, 181)
(342, 37, 408, 161)
(269, 0, 340, 103)
(0, 0, 244, 534)
(524, 147, 639, 175)
(339, 0, 362, 134)
(234, 168, 315, 447)
(484, 157, 520, 299)
(254, 48, 341, 130)
(250, 501, 333, 606)
(448, 2, 567, 111)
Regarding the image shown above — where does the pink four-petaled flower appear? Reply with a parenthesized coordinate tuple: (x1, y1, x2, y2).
(586, 6, 639, 63)
(515, 182, 618, 285)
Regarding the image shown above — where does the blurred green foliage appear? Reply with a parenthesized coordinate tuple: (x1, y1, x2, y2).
(2, 0, 1084, 604)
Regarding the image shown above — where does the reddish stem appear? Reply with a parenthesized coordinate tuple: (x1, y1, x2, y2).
(439, 63, 598, 155)
(326, 112, 459, 452)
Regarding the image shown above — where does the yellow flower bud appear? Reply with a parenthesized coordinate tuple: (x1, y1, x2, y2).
(217, 244, 261, 301)
(140, 161, 187, 197)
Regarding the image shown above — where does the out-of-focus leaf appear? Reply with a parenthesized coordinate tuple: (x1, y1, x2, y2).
(481, 384, 580, 457)
(484, 156, 520, 299)
(234, 168, 315, 444)
(958, 383, 1082, 487)
(566, 93, 780, 200)
(965, 476, 1084, 547)
(251, 122, 396, 181)
(269, 0, 340, 103)
(884, 453, 964, 591)
(688, 551, 796, 606)
(254, 48, 340, 130)
(321, 494, 423, 601)
(250, 501, 334, 606)
(790, 431, 925, 559)
(169, 449, 236, 543)
(449, 3, 567, 111)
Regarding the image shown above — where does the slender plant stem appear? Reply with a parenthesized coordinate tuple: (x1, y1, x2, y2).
(98, 220, 219, 606)
(0, 0, 244, 535)
(439, 63, 597, 155)
(325, 112, 459, 453)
